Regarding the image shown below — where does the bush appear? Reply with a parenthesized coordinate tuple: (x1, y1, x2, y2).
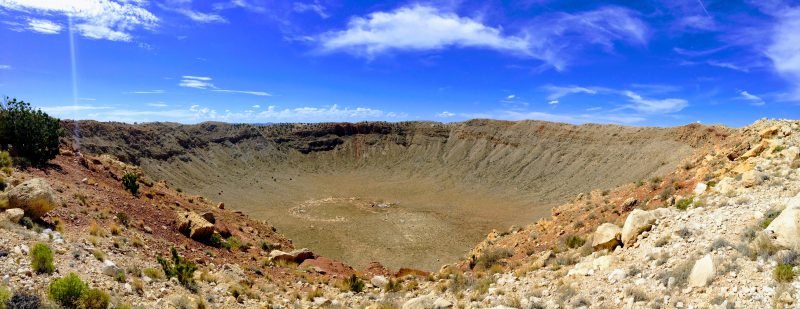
(116, 212, 130, 227)
(30, 243, 54, 274)
(775, 264, 795, 282)
(0, 285, 10, 309)
(675, 197, 693, 211)
(49, 273, 87, 308)
(341, 274, 364, 293)
(4, 292, 41, 309)
(476, 247, 513, 269)
(207, 233, 222, 248)
(0, 98, 64, 166)
(122, 173, 139, 195)
(77, 288, 109, 309)
(565, 236, 586, 249)
(157, 248, 197, 291)
(19, 217, 33, 230)
(760, 208, 782, 229)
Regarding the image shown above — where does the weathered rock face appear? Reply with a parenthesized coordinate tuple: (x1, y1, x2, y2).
(5, 178, 58, 219)
(742, 170, 767, 188)
(688, 254, 715, 287)
(621, 209, 656, 246)
(765, 197, 800, 250)
(592, 223, 622, 251)
(177, 211, 215, 240)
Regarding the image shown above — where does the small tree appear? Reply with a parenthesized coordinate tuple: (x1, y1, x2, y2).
(49, 273, 87, 308)
(30, 243, 54, 274)
(0, 98, 64, 166)
(157, 248, 197, 291)
(122, 173, 139, 195)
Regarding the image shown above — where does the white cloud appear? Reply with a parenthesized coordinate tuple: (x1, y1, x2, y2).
(212, 89, 272, 96)
(458, 110, 645, 124)
(622, 91, 688, 114)
(0, 0, 158, 41)
(506, 94, 516, 100)
(124, 90, 165, 94)
(436, 111, 455, 117)
(27, 19, 61, 34)
(40, 105, 111, 114)
(214, 0, 265, 13)
(548, 100, 559, 105)
(179, 76, 215, 89)
(0, 65, 11, 70)
(706, 60, 749, 72)
(766, 8, 800, 100)
(293, 1, 329, 18)
(173, 8, 226, 23)
(147, 102, 168, 107)
(543, 85, 599, 101)
(738, 90, 765, 106)
(252, 105, 260, 108)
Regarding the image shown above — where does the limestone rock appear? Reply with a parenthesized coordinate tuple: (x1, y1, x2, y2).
(621, 209, 656, 246)
(760, 126, 780, 139)
(5, 178, 58, 219)
(694, 182, 707, 195)
(370, 275, 389, 288)
(269, 248, 315, 264)
(402, 294, 436, 309)
(621, 198, 637, 210)
(688, 254, 715, 287)
(1, 208, 24, 223)
(742, 170, 767, 188)
(102, 260, 122, 277)
(592, 223, 621, 251)
(433, 298, 453, 308)
(177, 211, 215, 240)
(200, 212, 216, 224)
(766, 197, 800, 250)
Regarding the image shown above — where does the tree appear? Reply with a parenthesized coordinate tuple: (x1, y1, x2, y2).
(0, 98, 64, 166)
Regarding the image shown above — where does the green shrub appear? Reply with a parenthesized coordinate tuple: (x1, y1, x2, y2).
(476, 247, 513, 269)
(116, 212, 130, 227)
(30, 243, 54, 274)
(565, 236, 586, 249)
(0, 285, 10, 309)
(5, 292, 41, 309)
(207, 233, 222, 248)
(77, 288, 109, 309)
(224, 236, 241, 252)
(157, 248, 197, 291)
(675, 197, 693, 211)
(760, 208, 782, 229)
(0, 98, 64, 166)
(341, 274, 364, 293)
(122, 173, 139, 195)
(775, 264, 795, 282)
(49, 273, 88, 308)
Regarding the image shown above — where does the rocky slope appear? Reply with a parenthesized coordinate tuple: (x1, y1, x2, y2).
(64, 119, 730, 270)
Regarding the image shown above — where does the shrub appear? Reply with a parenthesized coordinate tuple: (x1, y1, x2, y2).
(0, 98, 64, 166)
(760, 208, 782, 229)
(30, 243, 54, 274)
(19, 217, 33, 230)
(224, 236, 242, 252)
(0, 285, 10, 309)
(341, 274, 364, 293)
(4, 292, 41, 309)
(122, 173, 139, 195)
(142, 268, 164, 280)
(77, 288, 109, 309)
(207, 233, 222, 248)
(476, 247, 513, 270)
(775, 264, 795, 282)
(157, 248, 197, 291)
(565, 236, 586, 249)
(116, 212, 130, 227)
(675, 197, 693, 211)
(49, 273, 88, 308)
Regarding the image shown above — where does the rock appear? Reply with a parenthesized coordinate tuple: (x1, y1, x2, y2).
(5, 178, 58, 219)
(217, 202, 225, 210)
(592, 223, 622, 251)
(742, 170, 767, 188)
(102, 260, 122, 276)
(740, 141, 769, 160)
(269, 248, 315, 264)
(621, 198, 637, 210)
(760, 126, 780, 139)
(433, 298, 453, 308)
(370, 275, 389, 288)
(716, 177, 736, 195)
(608, 268, 626, 283)
(177, 211, 215, 240)
(694, 182, 707, 195)
(1, 208, 24, 223)
(688, 254, 715, 287)
(402, 294, 436, 309)
(592, 255, 618, 270)
(200, 212, 216, 224)
(766, 197, 800, 250)
(621, 209, 656, 246)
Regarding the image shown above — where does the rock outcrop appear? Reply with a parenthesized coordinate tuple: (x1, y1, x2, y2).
(621, 209, 656, 246)
(765, 197, 800, 250)
(177, 211, 215, 240)
(592, 223, 622, 251)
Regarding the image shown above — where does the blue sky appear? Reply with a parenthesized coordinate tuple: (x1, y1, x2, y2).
(0, 0, 799, 127)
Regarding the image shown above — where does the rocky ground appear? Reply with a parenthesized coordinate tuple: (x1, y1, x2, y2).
(0, 118, 798, 308)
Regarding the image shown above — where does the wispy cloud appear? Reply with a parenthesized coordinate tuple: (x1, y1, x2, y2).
(0, 0, 158, 41)
(293, 1, 329, 18)
(318, 5, 648, 70)
(766, 7, 800, 100)
(40, 105, 111, 114)
(622, 90, 688, 114)
(27, 19, 61, 34)
(0, 65, 11, 70)
(706, 60, 749, 72)
(212, 89, 272, 96)
(543, 84, 689, 114)
(147, 102, 168, 107)
(738, 90, 765, 106)
(124, 90, 165, 94)
(160, 0, 226, 23)
(436, 111, 455, 117)
(542, 85, 600, 101)
(179, 76, 216, 89)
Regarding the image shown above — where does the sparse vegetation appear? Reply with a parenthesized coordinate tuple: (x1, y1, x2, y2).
(340, 274, 365, 293)
(774, 264, 795, 282)
(157, 248, 198, 291)
(49, 273, 88, 308)
(5, 292, 41, 309)
(122, 173, 140, 195)
(475, 247, 513, 270)
(675, 197, 693, 210)
(30, 243, 54, 274)
(659, 259, 694, 288)
(759, 208, 782, 229)
(564, 235, 585, 249)
(0, 285, 10, 309)
(0, 98, 64, 166)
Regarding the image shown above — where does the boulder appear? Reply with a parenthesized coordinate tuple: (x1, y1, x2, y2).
(370, 275, 389, 288)
(269, 248, 315, 264)
(217, 202, 225, 210)
(433, 298, 453, 308)
(740, 141, 769, 160)
(200, 212, 216, 224)
(592, 223, 621, 251)
(177, 211, 215, 240)
(621, 209, 656, 246)
(1, 208, 24, 223)
(715, 177, 736, 195)
(102, 260, 122, 277)
(760, 126, 780, 139)
(592, 255, 618, 270)
(5, 178, 57, 219)
(694, 182, 708, 195)
(688, 254, 715, 287)
(766, 197, 800, 250)
(621, 198, 637, 210)
(742, 170, 767, 188)
(402, 294, 436, 309)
